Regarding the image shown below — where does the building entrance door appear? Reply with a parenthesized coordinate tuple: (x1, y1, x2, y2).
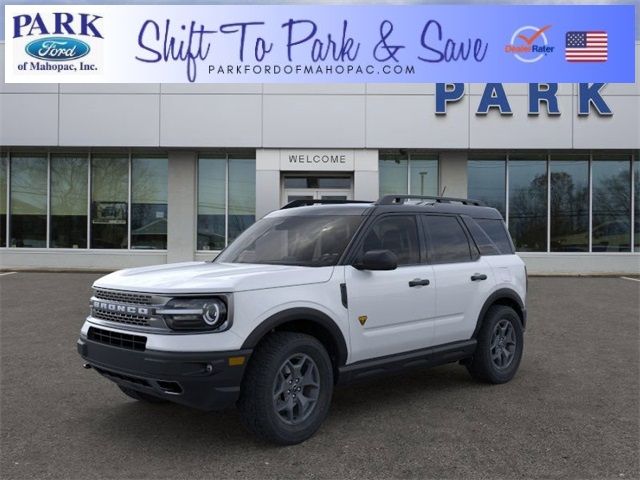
(282, 175, 353, 206)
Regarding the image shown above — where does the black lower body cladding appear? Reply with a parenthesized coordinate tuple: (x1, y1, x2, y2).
(77, 335, 252, 411)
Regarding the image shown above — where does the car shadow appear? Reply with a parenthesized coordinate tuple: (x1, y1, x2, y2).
(85, 364, 481, 451)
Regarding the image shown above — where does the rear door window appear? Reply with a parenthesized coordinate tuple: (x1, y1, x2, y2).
(422, 215, 473, 264)
(475, 218, 515, 254)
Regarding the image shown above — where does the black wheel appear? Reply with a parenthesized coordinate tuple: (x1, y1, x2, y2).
(238, 331, 334, 445)
(466, 305, 523, 384)
(118, 385, 167, 403)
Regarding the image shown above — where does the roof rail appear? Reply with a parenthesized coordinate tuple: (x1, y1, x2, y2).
(376, 195, 486, 207)
(281, 199, 373, 209)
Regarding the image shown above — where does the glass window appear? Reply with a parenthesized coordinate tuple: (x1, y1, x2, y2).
(508, 156, 548, 252)
(409, 155, 438, 196)
(549, 155, 589, 252)
(461, 216, 500, 256)
(592, 154, 631, 252)
(634, 153, 639, 252)
(0, 154, 6, 247)
(91, 155, 128, 249)
(476, 218, 514, 255)
(423, 215, 472, 264)
(216, 215, 363, 267)
(10, 155, 47, 248)
(468, 157, 506, 218)
(379, 153, 408, 196)
(361, 215, 420, 265)
(228, 156, 256, 243)
(131, 157, 168, 250)
(50, 155, 88, 248)
(197, 156, 226, 250)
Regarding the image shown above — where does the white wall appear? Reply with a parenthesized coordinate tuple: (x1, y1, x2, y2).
(2, 43, 639, 149)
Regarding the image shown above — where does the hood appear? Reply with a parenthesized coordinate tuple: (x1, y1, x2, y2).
(93, 261, 335, 294)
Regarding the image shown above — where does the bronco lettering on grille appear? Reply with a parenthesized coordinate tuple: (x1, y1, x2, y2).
(92, 300, 150, 316)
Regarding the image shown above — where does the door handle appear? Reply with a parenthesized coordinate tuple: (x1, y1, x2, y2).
(471, 273, 488, 281)
(409, 278, 430, 287)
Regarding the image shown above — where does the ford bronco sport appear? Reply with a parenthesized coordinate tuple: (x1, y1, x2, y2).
(78, 195, 527, 444)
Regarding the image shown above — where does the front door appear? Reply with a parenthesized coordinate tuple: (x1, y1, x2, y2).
(282, 176, 353, 206)
(345, 214, 437, 363)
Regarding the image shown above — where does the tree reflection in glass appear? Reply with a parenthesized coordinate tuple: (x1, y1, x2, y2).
(10, 155, 47, 248)
(550, 156, 588, 252)
(131, 157, 168, 250)
(592, 155, 631, 252)
(91, 156, 128, 249)
(508, 156, 547, 252)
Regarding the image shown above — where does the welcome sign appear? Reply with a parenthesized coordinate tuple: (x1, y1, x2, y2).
(3, 4, 636, 83)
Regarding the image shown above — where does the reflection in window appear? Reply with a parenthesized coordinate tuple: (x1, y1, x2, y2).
(423, 215, 472, 263)
(50, 155, 88, 248)
(508, 156, 547, 252)
(0, 155, 6, 247)
(91, 156, 128, 249)
(198, 156, 226, 250)
(131, 157, 168, 249)
(592, 155, 631, 252)
(379, 153, 408, 197)
(10, 155, 47, 248)
(634, 155, 639, 252)
(468, 157, 506, 218)
(409, 155, 438, 196)
(550, 156, 589, 252)
(379, 152, 439, 198)
(228, 156, 256, 243)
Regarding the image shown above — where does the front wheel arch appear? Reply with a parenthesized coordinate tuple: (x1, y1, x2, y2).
(241, 308, 349, 373)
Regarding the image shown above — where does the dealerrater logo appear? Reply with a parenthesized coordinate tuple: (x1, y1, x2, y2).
(505, 25, 554, 63)
(12, 12, 104, 73)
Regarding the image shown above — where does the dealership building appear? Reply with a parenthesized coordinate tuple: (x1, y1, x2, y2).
(0, 42, 638, 274)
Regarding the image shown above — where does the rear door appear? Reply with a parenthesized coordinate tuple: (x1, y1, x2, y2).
(421, 215, 496, 345)
(345, 214, 437, 363)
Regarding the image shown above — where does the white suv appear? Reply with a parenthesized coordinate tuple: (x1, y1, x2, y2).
(78, 195, 527, 444)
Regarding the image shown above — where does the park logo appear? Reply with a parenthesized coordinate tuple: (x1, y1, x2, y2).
(11, 11, 104, 74)
(505, 25, 555, 63)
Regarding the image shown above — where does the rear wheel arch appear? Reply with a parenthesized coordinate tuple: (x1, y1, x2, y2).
(473, 289, 525, 338)
(241, 308, 348, 375)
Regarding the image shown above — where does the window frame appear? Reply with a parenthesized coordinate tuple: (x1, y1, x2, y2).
(196, 151, 257, 252)
(347, 213, 426, 267)
(1, 150, 169, 251)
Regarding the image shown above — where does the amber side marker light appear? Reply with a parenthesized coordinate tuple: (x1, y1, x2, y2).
(228, 356, 246, 366)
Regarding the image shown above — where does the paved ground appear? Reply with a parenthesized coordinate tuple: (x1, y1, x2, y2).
(1, 273, 638, 480)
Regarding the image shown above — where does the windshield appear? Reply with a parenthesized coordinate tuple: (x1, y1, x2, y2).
(215, 215, 364, 267)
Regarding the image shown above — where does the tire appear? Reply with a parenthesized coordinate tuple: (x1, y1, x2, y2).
(118, 385, 167, 403)
(238, 331, 334, 445)
(466, 305, 524, 384)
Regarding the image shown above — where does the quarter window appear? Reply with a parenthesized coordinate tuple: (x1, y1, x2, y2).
(423, 215, 472, 264)
(361, 216, 420, 265)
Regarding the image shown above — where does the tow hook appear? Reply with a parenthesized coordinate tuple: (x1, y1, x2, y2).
(82, 363, 92, 370)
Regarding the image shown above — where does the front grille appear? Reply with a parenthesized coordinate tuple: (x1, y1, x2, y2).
(91, 309, 151, 327)
(94, 289, 152, 305)
(88, 327, 147, 351)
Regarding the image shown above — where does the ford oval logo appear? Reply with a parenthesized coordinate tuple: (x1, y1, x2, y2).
(25, 37, 90, 62)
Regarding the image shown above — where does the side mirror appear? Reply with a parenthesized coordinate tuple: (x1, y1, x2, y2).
(354, 249, 398, 271)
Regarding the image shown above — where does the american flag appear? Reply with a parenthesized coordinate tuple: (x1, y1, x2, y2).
(565, 31, 608, 62)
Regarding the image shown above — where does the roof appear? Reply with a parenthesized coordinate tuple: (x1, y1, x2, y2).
(274, 196, 504, 220)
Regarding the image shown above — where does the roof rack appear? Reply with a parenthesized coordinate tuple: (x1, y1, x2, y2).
(376, 195, 486, 207)
(281, 199, 373, 209)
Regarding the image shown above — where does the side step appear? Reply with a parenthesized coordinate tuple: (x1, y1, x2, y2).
(337, 339, 476, 385)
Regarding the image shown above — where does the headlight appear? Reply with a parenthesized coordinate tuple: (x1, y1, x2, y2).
(158, 297, 229, 332)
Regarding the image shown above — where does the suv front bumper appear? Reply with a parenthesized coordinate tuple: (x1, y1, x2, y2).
(77, 336, 252, 411)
